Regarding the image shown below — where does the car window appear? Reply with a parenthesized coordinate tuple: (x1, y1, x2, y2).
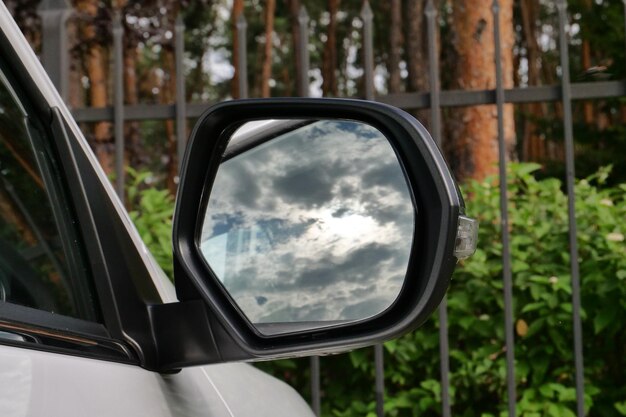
(0, 68, 100, 322)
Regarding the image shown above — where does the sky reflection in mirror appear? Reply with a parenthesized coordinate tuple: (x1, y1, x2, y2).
(200, 120, 415, 334)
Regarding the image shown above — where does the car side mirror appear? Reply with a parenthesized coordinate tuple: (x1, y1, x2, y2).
(170, 98, 477, 365)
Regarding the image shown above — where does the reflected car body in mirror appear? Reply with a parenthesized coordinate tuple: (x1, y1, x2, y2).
(199, 120, 415, 335)
(171, 98, 476, 367)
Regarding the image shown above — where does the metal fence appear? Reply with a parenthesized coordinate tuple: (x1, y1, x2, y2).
(37, 0, 626, 416)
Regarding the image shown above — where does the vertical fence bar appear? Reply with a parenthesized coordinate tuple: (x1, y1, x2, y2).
(426, 0, 442, 148)
(113, 13, 125, 203)
(374, 343, 385, 417)
(175, 15, 186, 174)
(492, 2, 516, 416)
(37, 0, 71, 102)
(425, 4, 451, 416)
(361, 2, 383, 416)
(556, 2, 585, 417)
(236, 14, 248, 99)
(310, 355, 321, 416)
(361, 0, 374, 100)
(297, 6, 310, 97)
(298, 8, 316, 412)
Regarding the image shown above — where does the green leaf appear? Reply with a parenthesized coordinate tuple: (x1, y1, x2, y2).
(615, 401, 626, 416)
(521, 302, 546, 313)
(557, 387, 576, 403)
(594, 307, 618, 334)
(514, 162, 542, 176)
(525, 317, 546, 338)
(539, 384, 555, 398)
(547, 403, 560, 417)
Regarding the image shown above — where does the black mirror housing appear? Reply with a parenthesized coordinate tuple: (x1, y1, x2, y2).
(169, 98, 469, 367)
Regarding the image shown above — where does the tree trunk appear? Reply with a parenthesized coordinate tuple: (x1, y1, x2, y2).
(231, 0, 245, 98)
(261, 0, 276, 98)
(404, 0, 430, 127)
(252, 39, 265, 97)
(0, 188, 37, 246)
(519, 0, 546, 162)
(67, 17, 84, 110)
(287, 0, 302, 96)
(405, 0, 427, 93)
(322, 0, 340, 96)
(388, 0, 403, 94)
(75, 0, 113, 175)
(446, 0, 516, 181)
(124, 39, 145, 169)
(0, 131, 44, 189)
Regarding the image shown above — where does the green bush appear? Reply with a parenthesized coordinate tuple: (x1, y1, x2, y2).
(450, 163, 626, 417)
(127, 168, 175, 279)
(260, 163, 626, 417)
(129, 164, 626, 417)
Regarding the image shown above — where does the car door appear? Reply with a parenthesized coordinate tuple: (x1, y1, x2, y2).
(0, 6, 313, 417)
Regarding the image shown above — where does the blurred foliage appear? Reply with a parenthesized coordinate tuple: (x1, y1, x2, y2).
(127, 168, 175, 278)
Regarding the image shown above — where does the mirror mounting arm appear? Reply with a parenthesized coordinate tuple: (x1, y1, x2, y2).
(147, 299, 249, 372)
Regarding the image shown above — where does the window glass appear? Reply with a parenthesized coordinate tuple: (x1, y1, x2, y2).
(0, 69, 99, 322)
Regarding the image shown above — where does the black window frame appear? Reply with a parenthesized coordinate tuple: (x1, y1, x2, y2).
(0, 35, 137, 365)
(0, 67, 101, 322)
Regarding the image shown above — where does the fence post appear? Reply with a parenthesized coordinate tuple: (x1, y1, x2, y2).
(297, 6, 310, 97)
(112, 13, 125, 202)
(310, 354, 321, 416)
(425, 0, 441, 148)
(175, 15, 186, 174)
(556, 2, 585, 417)
(236, 14, 248, 99)
(425, 3, 451, 417)
(360, 4, 384, 415)
(361, 0, 374, 100)
(492, 2, 516, 416)
(297, 6, 317, 414)
(37, 0, 71, 102)
(374, 343, 385, 417)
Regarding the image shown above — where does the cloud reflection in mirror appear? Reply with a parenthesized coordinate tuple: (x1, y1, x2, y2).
(199, 120, 415, 334)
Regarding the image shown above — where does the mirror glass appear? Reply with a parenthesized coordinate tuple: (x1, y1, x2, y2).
(199, 119, 415, 335)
